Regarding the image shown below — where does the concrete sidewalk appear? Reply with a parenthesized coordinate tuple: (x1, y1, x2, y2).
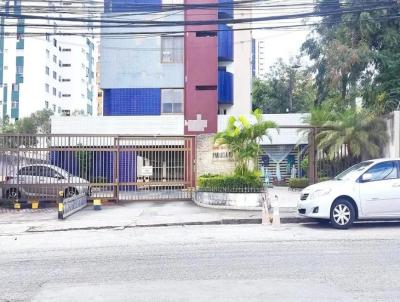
(0, 187, 306, 235)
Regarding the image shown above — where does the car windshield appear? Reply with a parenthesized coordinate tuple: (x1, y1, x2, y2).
(335, 161, 373, 181)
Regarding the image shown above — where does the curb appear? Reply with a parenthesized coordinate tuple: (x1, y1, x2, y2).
(193, 198, 262, 211)
(25, 216, 314, 233)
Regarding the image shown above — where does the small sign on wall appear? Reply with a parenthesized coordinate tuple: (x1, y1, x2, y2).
(142, 166, 153, 176)
(212, 146, 233, 161)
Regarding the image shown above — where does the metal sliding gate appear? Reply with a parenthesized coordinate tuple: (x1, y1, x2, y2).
(0, 134, 196, 202)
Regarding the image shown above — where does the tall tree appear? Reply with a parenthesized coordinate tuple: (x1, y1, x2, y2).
(308, 107, 388, 160)
(252, 59, 315, 114)
(302, 0, 400, 112)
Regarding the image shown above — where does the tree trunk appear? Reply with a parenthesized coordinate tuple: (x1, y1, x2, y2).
(341, 74, 348, 104)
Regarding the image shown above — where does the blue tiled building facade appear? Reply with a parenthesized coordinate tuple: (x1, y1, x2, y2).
(101, 0, 234, 117)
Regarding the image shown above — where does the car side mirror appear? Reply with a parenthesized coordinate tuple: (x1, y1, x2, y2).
(361, 173, 372, 182)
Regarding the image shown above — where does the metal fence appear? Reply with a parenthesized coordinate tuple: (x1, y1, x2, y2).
(0, 134, 196, 203)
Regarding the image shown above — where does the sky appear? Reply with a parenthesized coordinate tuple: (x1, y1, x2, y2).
(252, 0, 315, 69)
(253, 29, 311, 68)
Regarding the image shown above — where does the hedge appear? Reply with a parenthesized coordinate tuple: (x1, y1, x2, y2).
(198, 174, 263, 192)
(288, 177, 331, 189)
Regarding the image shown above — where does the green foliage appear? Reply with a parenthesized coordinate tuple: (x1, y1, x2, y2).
(198, 173, 263, 192)
(289, 177, 331, 189)
(307, 107, 388, 160)
(303, 0, 400, 112)
(300, 158, 309, 176)
(76, 147, 92, 180)
(214, 109, 278, 176)
(252, 59, 315, 113)
(0, 109, 54, 147)
(1, 109, 53, 135)
(288, 178, 309, 189)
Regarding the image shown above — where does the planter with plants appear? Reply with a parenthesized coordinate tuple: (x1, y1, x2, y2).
(194, 109, 278, 208)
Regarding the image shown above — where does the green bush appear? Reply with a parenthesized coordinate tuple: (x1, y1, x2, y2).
(288, 178, 309, 189)
(198, 174, 263, 192)
(289, 177, 331, 189)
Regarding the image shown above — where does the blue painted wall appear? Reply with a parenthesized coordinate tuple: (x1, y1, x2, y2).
(218, 69, 233, 104)
(103, 88, 161, 116)
(218, 24, 233, 62)
(50, 150, 137, 191)
(104, 0, 161, 13)
(218, 0, 233, 18)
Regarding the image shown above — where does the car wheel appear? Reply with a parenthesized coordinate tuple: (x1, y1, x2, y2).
(64, 187, 78, 198)
(330, 199, 355, 229)
(6, 188, 21, 200)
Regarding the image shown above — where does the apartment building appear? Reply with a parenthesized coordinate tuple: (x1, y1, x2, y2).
(0, 0, 97, 121)
(100, 0, 252, 134)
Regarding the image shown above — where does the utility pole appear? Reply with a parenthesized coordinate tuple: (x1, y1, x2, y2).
(288, 64, 301, 112)
(288, 70, 295, 112)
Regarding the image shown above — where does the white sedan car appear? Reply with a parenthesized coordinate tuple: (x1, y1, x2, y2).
(298, 158, 400, 229)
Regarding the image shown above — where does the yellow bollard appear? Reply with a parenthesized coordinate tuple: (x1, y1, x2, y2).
(14, 201, 21, 209)
(58, 202, 64, 219)
(93, 199, 102, 211)
(31, 201, 39, 209)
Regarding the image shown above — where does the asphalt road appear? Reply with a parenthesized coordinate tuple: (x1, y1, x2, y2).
(1, 223, 400, 302)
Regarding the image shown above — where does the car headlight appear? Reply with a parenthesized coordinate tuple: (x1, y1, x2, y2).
(310, 188, 332, 199)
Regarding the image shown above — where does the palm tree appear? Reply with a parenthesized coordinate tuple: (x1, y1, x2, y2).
(313, 109, 388, 160)
(214, 109, 278, 176)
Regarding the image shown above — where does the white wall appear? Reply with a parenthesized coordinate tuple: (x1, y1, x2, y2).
(51, 115, 185, 135)
(223, 1, 252, 116)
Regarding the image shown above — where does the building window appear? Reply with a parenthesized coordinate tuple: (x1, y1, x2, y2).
(45, 34, 50, 41)
(45, 84, 49, 93)
(16, 66, 23, 75)
(62, 78, 71, 82)
(58, 106, 61, 113)
(62, 48, 71, 52)
(46, 49, 50, 58)
(53, 39, 57, 47)
(53, 71, 57, 79)
(195, 31, 217, 37)
(53, 104, 56, 112)
(12, 84, 19, 92)
(161, 36, 183, 63)
(45, 101, 49, 109)
(53, 55, 57, 63)
(62, 94, 71, 98)
(45, 66, 50, 75)
(12, 101, 18, 109)
(161, 89, 183, 114)
(62, 64, 71, 67)
(53, 87, 57, 96)
(58, 91, 61, 98)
